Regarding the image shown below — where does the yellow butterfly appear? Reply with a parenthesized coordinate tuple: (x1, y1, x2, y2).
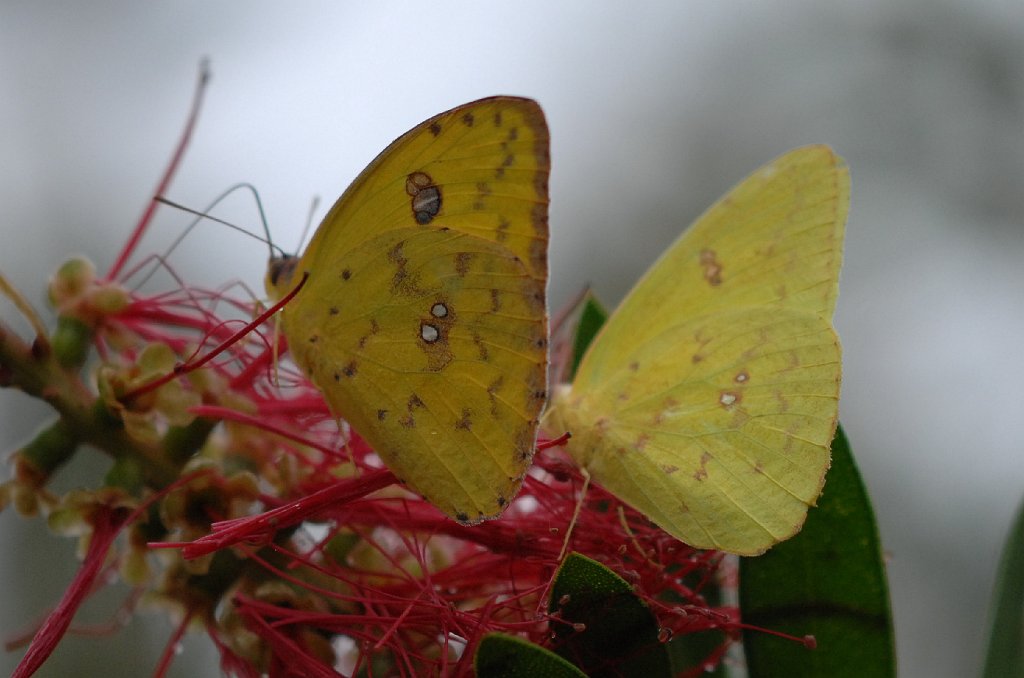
(266, 98, 550, 524)
(543, 146, 848, 555)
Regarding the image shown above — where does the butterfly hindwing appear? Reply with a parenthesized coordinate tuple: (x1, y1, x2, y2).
(551, 308, 840, 554)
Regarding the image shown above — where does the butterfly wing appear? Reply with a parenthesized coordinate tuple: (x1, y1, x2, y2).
(271, 98, 550, 522)
(297, 97, 548, 285)
(545, 146, 848, 555)
(575, 146, 845, 387)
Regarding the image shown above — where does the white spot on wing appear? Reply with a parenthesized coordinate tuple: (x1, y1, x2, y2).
(421, 323, 439, 343)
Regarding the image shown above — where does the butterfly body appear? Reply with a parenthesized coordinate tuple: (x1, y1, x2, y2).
(267, 98, 550, 523)
(544, 146, 848, 555)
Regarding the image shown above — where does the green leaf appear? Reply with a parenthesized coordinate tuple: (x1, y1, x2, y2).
(739, 425, 895, 677)
(549, 552, 671, 677)
(476, 633, 587, 678)
(982, 495, 1024, 677)
(569, 293, 608, 379)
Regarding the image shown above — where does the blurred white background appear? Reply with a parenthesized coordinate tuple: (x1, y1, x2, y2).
(2, 2, 1022, 676)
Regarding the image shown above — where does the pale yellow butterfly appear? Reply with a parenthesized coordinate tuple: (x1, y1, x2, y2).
(543, 146, 847, 555)
(266, 97, 550, 524)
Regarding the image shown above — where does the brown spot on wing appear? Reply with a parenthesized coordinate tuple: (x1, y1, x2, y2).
(531, 204, 547, 236)
(486, 377, 504, 417)
(496, 217, 510, 242)
(472, 182, 492, 211)
(514, 425, 535, 461)
(529, 237, 547, 274)
(389, 241, 423, 296)
(472, 333, 489, 361)
(691, 331, 713, 364)
(454, 252, 473, 276)
(495, 153, 514, 179)
(700, 248, 723, 286)
(405, 171, 442, 224)
(693, 452, 711, 481)
(634, 433, 650, 452)
(400, 394, 424, 428)
(455, 408, 473, 431)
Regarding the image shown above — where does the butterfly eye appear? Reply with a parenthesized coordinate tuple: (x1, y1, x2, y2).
(267, 256, 298, 287)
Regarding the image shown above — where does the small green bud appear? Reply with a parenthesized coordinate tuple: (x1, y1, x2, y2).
(51, 315, 93, 370)
(48, 256, 96, 307)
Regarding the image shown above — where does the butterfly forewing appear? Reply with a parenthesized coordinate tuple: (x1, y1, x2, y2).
(300, 97, 549, 285)
(575, 146, 846, 389)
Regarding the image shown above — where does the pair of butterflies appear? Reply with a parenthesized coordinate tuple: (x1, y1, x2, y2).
(266, 97, 848, 556)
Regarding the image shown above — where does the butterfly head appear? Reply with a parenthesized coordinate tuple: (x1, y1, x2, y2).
(265, 254, 300, 301)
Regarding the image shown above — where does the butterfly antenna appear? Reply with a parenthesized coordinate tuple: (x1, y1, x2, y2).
(295, 195, 321, 254)
(129, 184, 287, 289)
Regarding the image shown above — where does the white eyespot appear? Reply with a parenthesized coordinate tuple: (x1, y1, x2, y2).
(421, 323, 440, 343)
(719, 392, 737, 406)
(431, 302, 448, 318)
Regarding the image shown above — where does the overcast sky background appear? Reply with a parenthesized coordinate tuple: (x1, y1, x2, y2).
(2, 2, 1023, 676)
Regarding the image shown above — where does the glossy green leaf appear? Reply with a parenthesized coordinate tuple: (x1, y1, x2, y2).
(739, 426, 895, 676)
(982, 495, 1024, 678)
(475, 633, 587, 678)
(549, 552, 671, 677)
